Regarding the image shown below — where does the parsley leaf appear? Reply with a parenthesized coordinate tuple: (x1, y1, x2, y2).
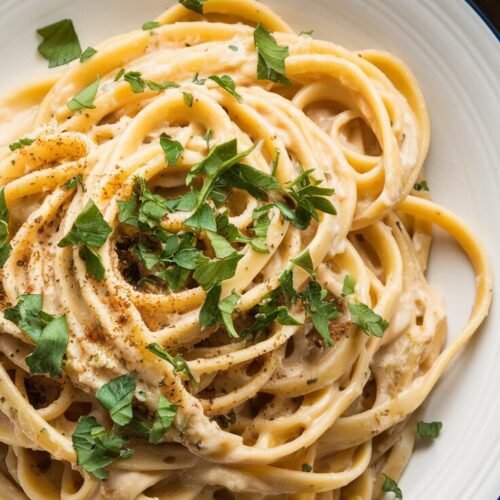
(208, 75, 242, 102)
(219, 290, 241, 338)
(381, 474, 403, 499)
(417, 421, 442, 438)
(206, 230, 236, 258)
(123, 71, 146, 93)
(193, 253, 242, 290)
(147, 343, 193, 381)
(254, 23, 291, 85)
(221, 163, 280, 200)
(26, 316, 69, 377)
(59, 200, 112, 248)
(117, 71, 178, 93)
(200, 287, 241, 338)
(193, 73, 207, 85)
(203, 129, 213, 149)
(183, 92, 194, 107)
(414, 180, 429, 192)
(292, 249, 314, 275)
(80, 46, 97, 62)
(187, 139, 257, 211)
(279, 268, 298, 304)
(96, 374, 137, 426)
(72, 416, 134, 480)
(200, 285, 222, 329)
(142, 21, 161, 30)
(5, 295, 69, 376)
(67, 79, 99, 112)
(4, 294, 48, 341)
(179, 0, 206, 14)
(64, 174, 85, 191)
(0, 188, 11, 267)
(299, 279, 340, 347)
(341, 274, 355, 297)
(184, 203, 217, 232)
(149, 396, 177, 444)
(242, 287, 302, 337)
(9, 137, 34, 151)
(160, 133, 184, 166)
(348, 303, 388, 337)
(37, 19, 82, 68)
(58, 200, 112, 280)
(79, 245, 106, 281)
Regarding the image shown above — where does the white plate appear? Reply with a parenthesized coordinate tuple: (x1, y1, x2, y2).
(0, 0, 498, 498)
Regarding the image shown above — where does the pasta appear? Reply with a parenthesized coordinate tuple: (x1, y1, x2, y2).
(0, 0, 492, 498)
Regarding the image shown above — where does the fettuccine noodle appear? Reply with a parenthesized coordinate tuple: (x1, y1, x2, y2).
(0, 1, 492, 499)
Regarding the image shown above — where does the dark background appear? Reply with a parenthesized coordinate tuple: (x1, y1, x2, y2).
(472, 0, 500, 32)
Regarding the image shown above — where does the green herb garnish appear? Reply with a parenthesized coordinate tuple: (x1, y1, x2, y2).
(37, 19, 82, 68)
(4, 295, 69, 377)
(179, 0, 206, 14)
(0, 188, 11, 267)
(67, 79, 100, 112)
(160, 133, 184, 166)
(58, 199, 112, 280)
(414, 180, 429, 192)
(96, 374, 137, 426)
(348, 303, 388, 337)
(208, 75, 242, 102)
(381, 474, 402, 499)
(9, 137, 34, 151)
(142, 21, 161, 30)
(72, 416, 134, 480)
(254, 23, 291, 85)
(341, 274, 355, 297)
(417, 421, 442, 438)
(80, 46, 97, 62)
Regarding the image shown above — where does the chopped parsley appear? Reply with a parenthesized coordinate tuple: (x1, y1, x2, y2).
(179, 0, 206, 14)
(292, 249, 314, 275)
(72, 416, 134, 480)
(348, 303, 388, 337)
(4, 294, 69, 377)
(414, 180, 429, 192)
(37, 19, 82, 68)
(341, 274, 356, 297)
(300, 279, 341, 347)
(64, 174, 85, 191)
(302, 463, 313, 472)
(147, 343, 193, 381)
(229, 45, 238, 52)
(183, 92, 194, 107)
(142, 21, 161, 30)
(116, 70, 179, 93)
(9, 137, 35, 151)
(148, 396, 177, 444)
(381, 474, 403, 499)
(200, 286, 241, 338)
(160, 133, 184, 166)
(0, 188, 11, 267)
(58, 199, 112, 280)
(193, 253, 242, 290)
(80, 46, 97, 62)
(254, 23, 291, 85)
(67, 79, 100, 112)
(299, 30, 314, 36)
(208, 75, 242, 102)
(417, 421, 442, 438)
(96, 374, 137, 426)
